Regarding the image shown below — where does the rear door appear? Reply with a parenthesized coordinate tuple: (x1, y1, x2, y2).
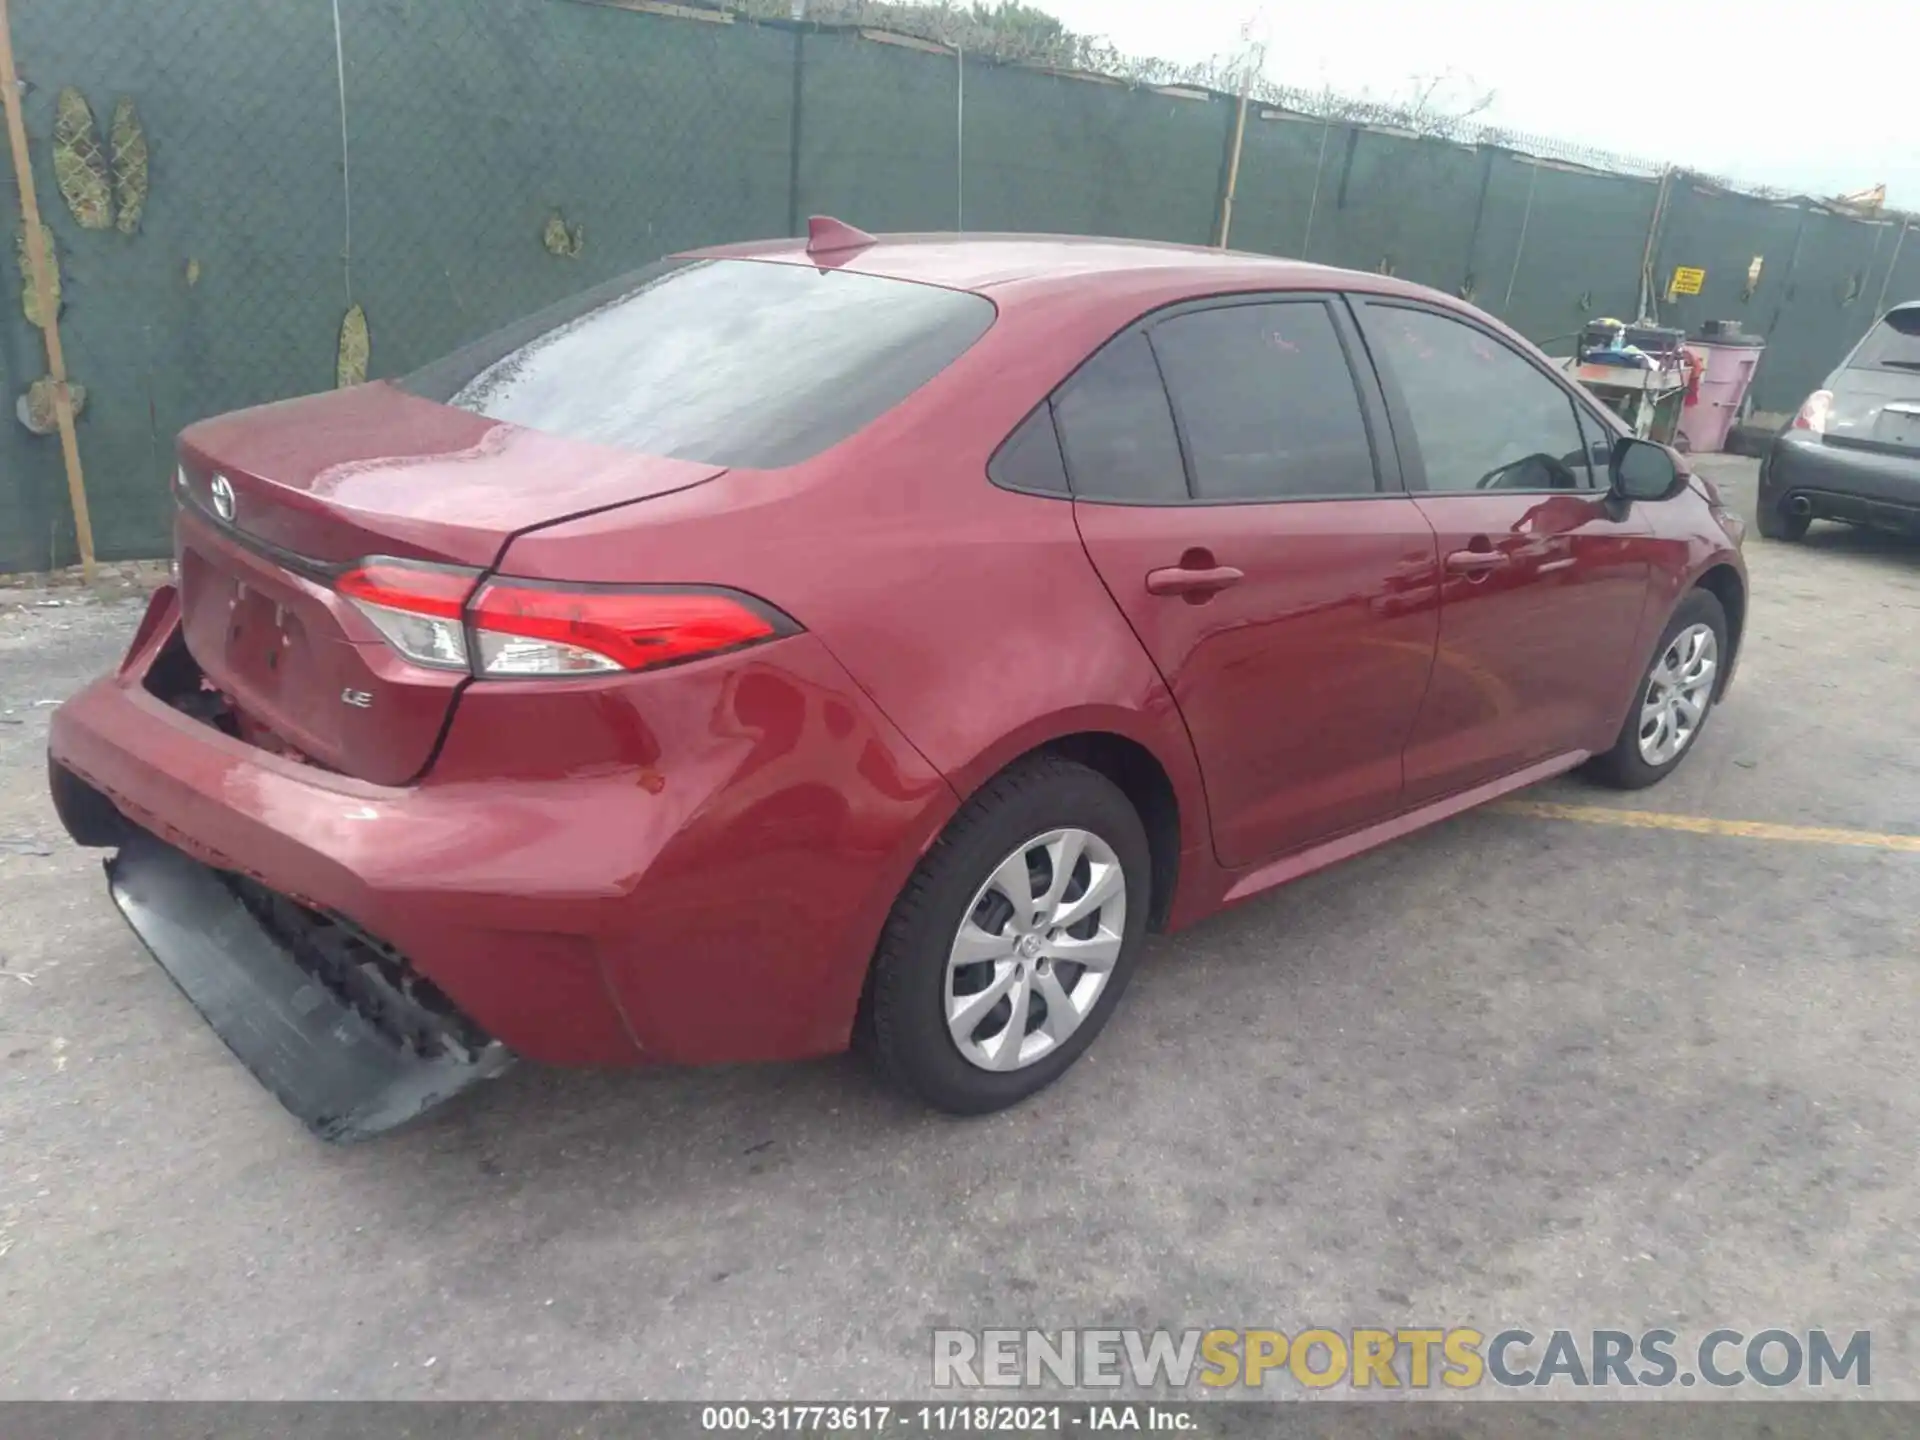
(1061, 295, 1441, 868)
(1352, 298, 1654, 804)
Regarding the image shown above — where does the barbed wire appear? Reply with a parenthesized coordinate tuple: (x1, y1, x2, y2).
(713, 0, 1866, 204)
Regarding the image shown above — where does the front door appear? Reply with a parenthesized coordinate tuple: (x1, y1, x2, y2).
(1054, 296, 1441, 868)
(1353, 299, 1654, 804)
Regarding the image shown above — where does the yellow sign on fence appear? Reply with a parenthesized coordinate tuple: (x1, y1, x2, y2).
(1670, 265, 1706, 296)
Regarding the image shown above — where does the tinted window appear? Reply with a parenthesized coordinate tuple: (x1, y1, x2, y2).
(399, 258, 994, 468)
(1850, 308, 1920, 372)
(988, 404, 1069, 495)
(1052, 331, 1187, 502)
(1368, 305, 1587, 493)
(1149, 301, 1377, 500)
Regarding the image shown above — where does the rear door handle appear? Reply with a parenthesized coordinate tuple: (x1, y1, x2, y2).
(1145, 564, 1244, 597)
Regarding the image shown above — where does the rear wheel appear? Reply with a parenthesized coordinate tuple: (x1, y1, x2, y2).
(867, 757, 1149, 1115)
(1587, 589, 1728, 790)
(1756, 499, 1810, 541)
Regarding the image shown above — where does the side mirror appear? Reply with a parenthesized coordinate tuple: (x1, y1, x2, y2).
(1611, 437, 1686, 503)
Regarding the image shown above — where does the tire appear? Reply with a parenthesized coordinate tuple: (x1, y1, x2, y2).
(1586, 588, 1729, 790)
(1756, 500, 1809, 542)
(867, 755, 1150, 1115)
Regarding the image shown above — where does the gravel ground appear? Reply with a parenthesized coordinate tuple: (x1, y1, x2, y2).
(0, 458, 1915, 1402)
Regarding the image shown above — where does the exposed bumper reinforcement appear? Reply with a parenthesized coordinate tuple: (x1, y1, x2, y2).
(106, 829, 513, 1142)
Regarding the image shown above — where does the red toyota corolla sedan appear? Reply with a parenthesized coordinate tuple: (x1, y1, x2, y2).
(48, 221, 1748, 1139)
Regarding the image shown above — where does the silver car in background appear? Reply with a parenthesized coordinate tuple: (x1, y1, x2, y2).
(1760, 301, 1920, 540)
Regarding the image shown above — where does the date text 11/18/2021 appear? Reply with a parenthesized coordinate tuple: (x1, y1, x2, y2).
(701, 1405, 1194, 1431)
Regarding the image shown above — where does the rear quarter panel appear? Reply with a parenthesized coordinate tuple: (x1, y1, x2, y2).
(497, 289, 1217, 881)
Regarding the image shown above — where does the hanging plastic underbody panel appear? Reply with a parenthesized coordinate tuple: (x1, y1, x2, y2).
(106, 827, 513, 1142)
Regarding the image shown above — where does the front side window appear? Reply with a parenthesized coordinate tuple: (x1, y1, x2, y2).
(1148, 300, 1377, 501)
(1573, 405, 1614, 490)
(1367, 305, 1588, 493)
(399, 258, 995, 469)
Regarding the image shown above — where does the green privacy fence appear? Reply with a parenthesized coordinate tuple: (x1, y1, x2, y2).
(3, 0, 1915, 571)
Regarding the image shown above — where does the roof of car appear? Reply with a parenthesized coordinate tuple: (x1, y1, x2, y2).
(683, 230, 1433, 304)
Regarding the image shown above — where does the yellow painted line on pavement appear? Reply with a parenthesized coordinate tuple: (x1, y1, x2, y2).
(1493, 801, 1920, 854)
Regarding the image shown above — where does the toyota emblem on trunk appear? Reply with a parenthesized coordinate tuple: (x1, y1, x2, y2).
(210, 475, 236, 523)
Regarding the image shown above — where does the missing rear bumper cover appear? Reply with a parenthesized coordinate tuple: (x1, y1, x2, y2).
(106, 828, 512, 1141)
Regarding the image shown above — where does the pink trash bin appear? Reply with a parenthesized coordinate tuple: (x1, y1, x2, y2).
(1677, 322, 1766, 454)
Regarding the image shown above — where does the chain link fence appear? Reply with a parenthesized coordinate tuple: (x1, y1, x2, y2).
(3, 0, 1916, 571)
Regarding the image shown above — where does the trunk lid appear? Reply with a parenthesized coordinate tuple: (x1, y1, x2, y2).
(1828, 368, 1920, 457)
(173, 383, 726, 784)
(178, 382, 726, 565)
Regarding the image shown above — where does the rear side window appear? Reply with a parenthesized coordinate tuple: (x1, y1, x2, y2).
(1148, 301, 1378, 500)
(1052, 331, 1188, 502)
(1850, 309, 1920, 372)
(398, 258, 994, 468)
(988, 404, 1069, 495)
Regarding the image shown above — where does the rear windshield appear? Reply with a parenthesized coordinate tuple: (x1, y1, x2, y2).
(398, 258, 995, 468)
(1850, 308, 1920, 372)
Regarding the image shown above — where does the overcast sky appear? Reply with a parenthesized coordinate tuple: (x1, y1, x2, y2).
(1041, 0, 1914, 206)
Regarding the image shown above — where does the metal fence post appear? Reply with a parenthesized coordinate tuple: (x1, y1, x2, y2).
(1458, 147, 1496, 301)
(1214, 81, 1250, 248)
(0, 0, 96, 577)
(785, 25, 806, 235)
(954, 44, 963, 231)
(1500, 158, 1538, 315)
(1870, 218, 1911, 319)
(1636, 167, 1674, 323)
(1300, 115, 1333, 258)
(1765, 205, 1811, 339)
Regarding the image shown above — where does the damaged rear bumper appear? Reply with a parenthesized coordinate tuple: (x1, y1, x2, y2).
(107, 826, 511, 1141)
(50, 585, 960, 1135)
(46, 602, 645, 1075)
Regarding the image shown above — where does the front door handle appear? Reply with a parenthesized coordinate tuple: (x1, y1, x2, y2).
(1536, 539, 1577, 575)
(1146, 564, 1244, 598)
(1444, 549, 1508, 575)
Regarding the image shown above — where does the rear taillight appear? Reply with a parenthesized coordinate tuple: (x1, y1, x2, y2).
(469, 580, 781, 676)
(337, 560, 477, 671)
(1792, 389, 1833, 435)
(335, 558, 791, 678)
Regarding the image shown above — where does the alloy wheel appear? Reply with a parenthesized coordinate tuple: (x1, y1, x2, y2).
(944, 828, 1127, 1073)
(1638, 623, 1718, 765)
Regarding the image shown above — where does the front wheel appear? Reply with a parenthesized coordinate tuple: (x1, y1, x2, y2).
(1586, 589, 1728, 790)
(866, 756, 1150, 1115)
